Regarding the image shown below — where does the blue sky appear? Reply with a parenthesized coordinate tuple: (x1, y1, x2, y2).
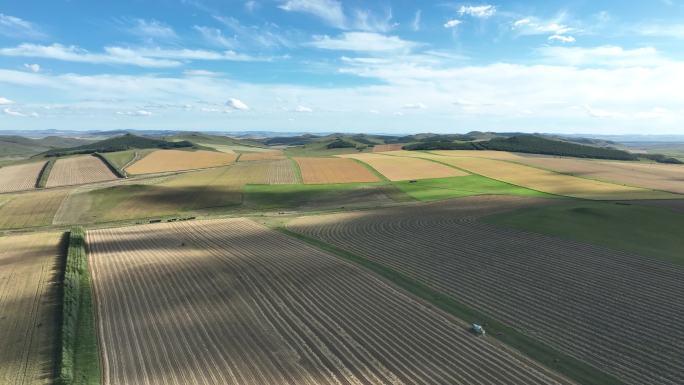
(1, 0, 683, 134)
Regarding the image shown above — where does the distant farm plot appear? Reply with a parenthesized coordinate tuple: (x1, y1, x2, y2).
(0, 161, 45, 193)
(88, 218, 571, 385)
(0, 189, 70, 229)
(410, 153, 675, 200)
(46, 155, 118, 188)
(372, 143, 404, 152)
(0, 232, 62, 385)
(126, 149, 237, 174)
(394, 175, 552, 201)
(341, 153, 467, 181)
(238, 150, 285, 161)
(295, 157, 380, 183)
(289, 196, 684, 385)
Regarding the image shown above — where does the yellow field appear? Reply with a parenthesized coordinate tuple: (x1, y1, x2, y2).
(295, 157, 380, 183)
(0, 232, 62, 384)
(0, 161, 45, 193)
(238, 150, 285, 161)
(413, 155, 676, 200)
(46, 155, 118, 187)
(340, 153, 468, 181)
(0, 189, 70, 229)
(126, 149, 237, 174)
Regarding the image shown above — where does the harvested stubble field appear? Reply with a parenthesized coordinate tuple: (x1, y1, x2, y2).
(288, 195, 684, 385)
(126, 149, 237, 174)
(294, 157, 380, 184)
(88, 218, 572, 385)
(239, 150, 285, 161)
(372, 144, 404, 152)
(0, 189, 70, 229)
(405, 153, 675, 200)
(340, 153, 467, 181)
(0, 232, 63, 385)
(45, 155, 119, 188)
(0, 161, 45, 193)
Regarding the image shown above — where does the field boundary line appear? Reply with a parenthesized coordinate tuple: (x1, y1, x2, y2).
(288, 156, 304, 184)
(276, 226, 626, 385)
(36, 159, 54, 188)
(348, 157, 390, 182)
(92, 153, 126, 179)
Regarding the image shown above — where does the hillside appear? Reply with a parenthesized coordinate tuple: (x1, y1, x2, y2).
(0, 135, 93, 157)
(41, 133, 194, 157)
(167, 132, 266, 149)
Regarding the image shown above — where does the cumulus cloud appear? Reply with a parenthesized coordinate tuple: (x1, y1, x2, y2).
(458, 5, 496, 18)
(0, 97, 14, 105)
(227, 98, 250, 110)
(279, 0, 346, 29)
(295, 105, 313, 112)
(0, 14, 45, 39)
(444, 19, 462, 29)
(548, 35, 576, 43)
(24, 63, 41, 72)
(310, 32, 417, 53)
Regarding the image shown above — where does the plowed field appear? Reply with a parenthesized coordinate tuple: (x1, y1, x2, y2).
(0, 161, 45, 193)
(340, 153, 467, 181)
(0, 232, 63, 384)
(126, 150, 237, 174)
(88, 218, 572, 385)
(289, 196, 684, 385)
(46, 155, 118, 187)
(295, 157, 379, 183)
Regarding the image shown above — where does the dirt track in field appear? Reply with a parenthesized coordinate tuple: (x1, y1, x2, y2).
(46, 155, 118, 188)
(88, 218, 573, 385)
(288, 195, 684, 385)
(295, 157, 380, 184)
(126, 150, 237, 174)
(340, 153, 467, 181)
(0, 232, 63, 384)
(0, 161, 45, 193)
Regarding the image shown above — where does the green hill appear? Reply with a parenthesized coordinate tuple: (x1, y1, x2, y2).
(41, 133, 195, 157)
(0, 135, 93, 157)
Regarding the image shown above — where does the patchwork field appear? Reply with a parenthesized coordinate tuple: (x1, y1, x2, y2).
(341, 153, 467, 181)
(46, 155, 119, 188)
(295, 157, 380, 183)
(0, 232, 63, 385)
(126, 149, 237, 174)
(288, 196, 684, 385)
(88, 218, 571, 385)
(405, 154, 675, 200)
(0, 189, 70, 229)
(238, 150, 285, 161)
(0, 161, 45, 193)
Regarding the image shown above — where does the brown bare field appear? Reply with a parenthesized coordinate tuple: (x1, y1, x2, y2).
(430, 150, 528, 160)
(238, 150, 285, 161)
(372, 144, 404, 152)
(295, 157, 380, 183)
(289, 195, 684, 385)
(0, 232, 63, 384)
(45, 155, 118, 188)
(126, 149, 237, 174)
(0, 161, 45, 193)
(406, 154, 675, 200)
(340, 153, 467, 181)
(88, 218, 571, 385)
(0, 189, 70, 229)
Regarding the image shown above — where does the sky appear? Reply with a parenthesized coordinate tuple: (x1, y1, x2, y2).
(1, 0, 684, 134)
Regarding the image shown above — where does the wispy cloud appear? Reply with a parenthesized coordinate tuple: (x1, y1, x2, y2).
(23, 63, 41, 72)
(227, 98, 250, 110)
(310, 32, 417, 53)
(539, 45, 667, 67)
(548, 34, 576, 43)
(117, 110, 152, 117)
(194, 26, 236, 48)
(633, 23, 684, 39)
(459, 5, 496, 19)
(512, 16, 576, 36)
(295, 105, 313, 112)
(127, 19, 177, 40)
(444, 19, 462, 29)
(0, 97, 14, 105)
(412, 10, 422, 31)
(352, 8, 397, 33)
(279, 0, 346, 29)
(0, 14, 45, 39)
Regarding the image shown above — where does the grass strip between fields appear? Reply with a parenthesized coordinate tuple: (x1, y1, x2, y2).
(349, 158, 390, 181)
(93, 153, 126, 178)
(288, 157, 304, 184)
(58, 227, 101, 385)
(278, 227, 627, 385)
(36, 159, 56, 188)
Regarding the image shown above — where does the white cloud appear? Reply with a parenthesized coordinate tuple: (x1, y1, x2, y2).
(194, 26, 235, 48)
(539, 45, 666, 67)
(353, 8, 397, 33)
(310, 32, 417, 53)
(227, 98, 250, 110)
(634, 24, 684, 39)
(0, 97, 14, 105)
(295, 105, 313, 112)
(23, 63, 41, 72)
(211, 16, 293, 49)
(0, 14, 45, 39)
(444, 19, 462, 29)
(3, 108, 27, 117)
(459, 5, 496, 18)
(117, 110, 152, 117)
(244, 1, 259, 12)
(279, 0, 346, 29)
(548, 35, 576, 43)
(128, 19, 177, 40)
(412, 10, 422, 32)
(184, 69, 222, 77)
(402, 103, 426, 109)
(584, 105, 625, 119)
(512, 16, 575, 36)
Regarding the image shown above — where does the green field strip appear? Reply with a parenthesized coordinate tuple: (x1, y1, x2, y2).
(36, 159, 55, 188)
(277, 227, 626, 385)
(348, 158, 390, 182)
(93, 153, 126, 178)
(288, 157, 304, 184)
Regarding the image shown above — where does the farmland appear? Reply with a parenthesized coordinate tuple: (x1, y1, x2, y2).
(295, 157, 380, 183)
(125, 149, 237, 174)
(0, 161, 45, 193)
(0, 189, 70, 229)
(46, 155, 119, 188)
(88, 218, 571, 385)
(0, 232, 63, 385)
(288, 196, 684, 385)
(239, 150, 286, 161)
(341, 153, 468, 181)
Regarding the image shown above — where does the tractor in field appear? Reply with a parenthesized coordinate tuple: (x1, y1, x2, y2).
(471, 323, 485, 336)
